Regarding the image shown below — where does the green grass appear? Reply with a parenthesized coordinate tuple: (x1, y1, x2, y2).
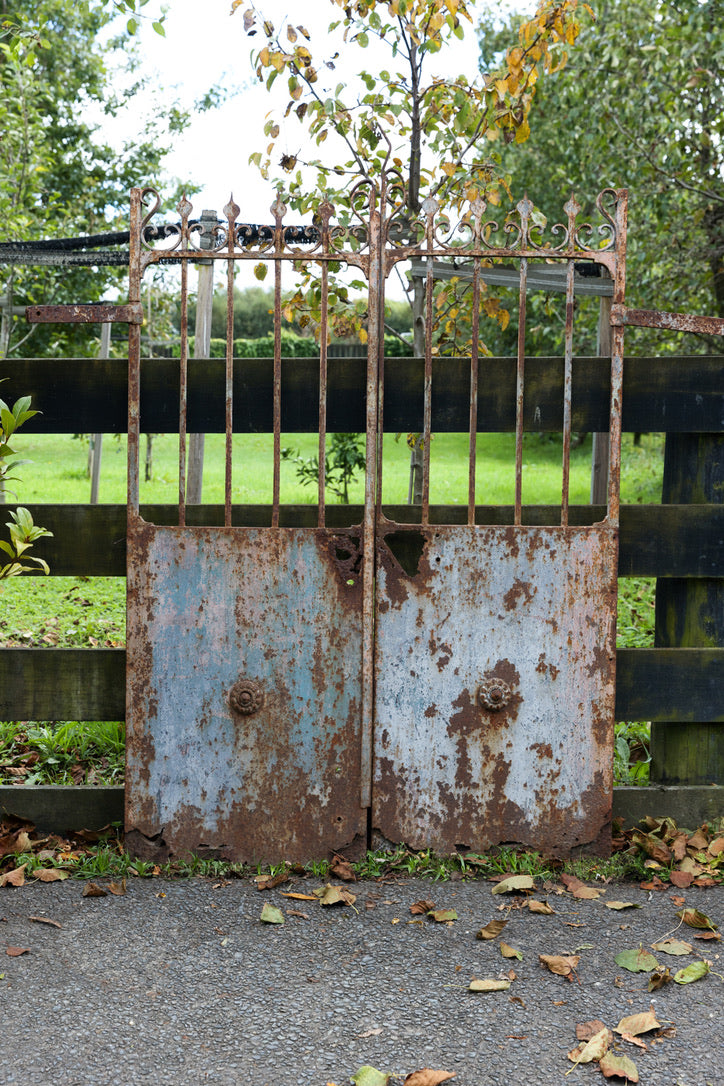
(0, 719, 125, 785)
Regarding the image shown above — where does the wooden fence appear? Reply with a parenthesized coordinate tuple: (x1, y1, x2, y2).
(1, 353, 723, 835)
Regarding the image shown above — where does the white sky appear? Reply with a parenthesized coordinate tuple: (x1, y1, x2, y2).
(101, 0, 520, 224)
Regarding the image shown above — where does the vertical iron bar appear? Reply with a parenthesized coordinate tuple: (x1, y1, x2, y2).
(560, 258, 575, 527)
(421, 259, 434, 527)
(178, 258, 189, 528)
(468, 260, 481, 525)
(514, 258, 528, 525)
(127, 189, 142, 520)
(318, 261, 329, 527)
(360, 200, 382, 811)
(607, 191, 628, 527)
(225, 256, 234, 527)
(272, 256, 282, 527)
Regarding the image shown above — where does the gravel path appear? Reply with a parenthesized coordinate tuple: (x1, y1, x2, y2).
(1, 878, 722, 1085)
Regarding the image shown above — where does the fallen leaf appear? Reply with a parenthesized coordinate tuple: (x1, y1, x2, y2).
(330, 856, 356, 882)
(491, 874, 534, 895)
(619, 1032, 647, 1051)
(5, 946, 30, 956)
(0, 864, 27, 888)
(648, 968, 672, 991)
(639, 876, 666, 891)
(286, 909, 309, 920)
(673, 960, 710, 984)
(403, 1070, 456, 1086)
(599, 1053, 639, 1082)
(708, 836, 724, 857)
(315, 884, 356, 907)
(631, 830, 671, 864)
(357, 1028, 383, 1039)
(428, 909, 457, 922)
(615, 1010, 660, 1036)
(82, 882, 107, 898)
(509, 995, 526, 1006)
(676, 907, 717, 931)
(566, 1026, 610, 1069)
(476, 917, 508, 940)
(527, 899, 555, 915)
(33, 869, 69, 883)
(606, 901, 642, 911)
(410, 899, 436, 915)
(539, 954, 580, 979)
(350, 1067, 391, 1086)
(280, 891, 317, 901)
(694, 930, 721, 941)
(669, 870, 694, 889)
(686, 828, 709, 851)
(652, 938, 693, 956)
(561, 874, 603, 900)
(254, 870, 289, 891)
(576, 1020, 609, 1042)
(613, 948, 660, 973)
(500, 942, 523, 960)
(692, 876, 718, 888)
(468, 978, 511, 992)
(669, 894, 686, 907)
(29, 916, 62, 928)
(107, 880, 126, 896)
(259, 902, 285, 925)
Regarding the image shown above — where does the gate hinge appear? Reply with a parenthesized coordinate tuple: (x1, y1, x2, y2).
(610, 303, 724, 337)
(25, 302, 144, 325)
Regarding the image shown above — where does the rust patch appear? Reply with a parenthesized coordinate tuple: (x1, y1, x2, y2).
(503, 577, 537, 612)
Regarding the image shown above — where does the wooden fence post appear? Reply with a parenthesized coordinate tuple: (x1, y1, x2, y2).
(651, 433, 724, 785)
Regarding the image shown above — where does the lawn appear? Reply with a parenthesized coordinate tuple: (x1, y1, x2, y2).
(0, 430, 663, 786)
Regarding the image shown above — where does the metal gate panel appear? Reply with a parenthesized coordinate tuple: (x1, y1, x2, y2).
(126, 524, 365, 862)
(373, 524, 617, 855)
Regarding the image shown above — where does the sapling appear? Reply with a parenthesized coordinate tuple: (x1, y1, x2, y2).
(0, 389, 52, 577)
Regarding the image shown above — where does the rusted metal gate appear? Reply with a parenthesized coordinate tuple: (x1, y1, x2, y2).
(120, 181, 628, 861)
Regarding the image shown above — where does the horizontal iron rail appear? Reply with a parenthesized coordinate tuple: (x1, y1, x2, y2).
(4, 355, 724, 434)
(9, 503, 724, 579)
(1, 646, 722, 723)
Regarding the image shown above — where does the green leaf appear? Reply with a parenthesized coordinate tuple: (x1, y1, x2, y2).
(674, 960, 710, 984)
(428, 908, 458, 922)
(491, 874, 535, 895)
(259, 902, 285, 924)
(614, 947, 660, 973)
(350, 1067, 391, 1086)
(652, 938, 693, 956)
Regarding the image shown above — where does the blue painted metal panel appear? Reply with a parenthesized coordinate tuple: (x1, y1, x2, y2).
(125, 522, 365, 862)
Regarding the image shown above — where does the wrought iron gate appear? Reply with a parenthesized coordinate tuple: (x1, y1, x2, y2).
(123, 180, 628, 862)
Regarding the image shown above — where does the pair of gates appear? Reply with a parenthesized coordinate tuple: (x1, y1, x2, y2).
(120, 181, 626, 863)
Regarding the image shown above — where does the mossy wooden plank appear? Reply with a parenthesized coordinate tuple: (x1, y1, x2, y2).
(0, 648, 125, 720)
(13, 503, 724, 578)
(1, 646, 722, 723)
(4, 355, 724, 433)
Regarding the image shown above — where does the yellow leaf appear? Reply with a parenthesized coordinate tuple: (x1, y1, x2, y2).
(259, 45, 269, 66)
(514, 119, 531, 144)
(359, 327, 368, 344)
(286, 25, 297, 43)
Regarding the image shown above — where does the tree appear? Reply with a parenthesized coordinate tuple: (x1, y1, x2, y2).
(236, 0, 590, 499)
(0, 0, 191, 359)
(477, 0, 724, 354)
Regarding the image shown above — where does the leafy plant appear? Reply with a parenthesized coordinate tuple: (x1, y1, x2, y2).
(282, 432, 366, 503)
(0, 392, 52, 578)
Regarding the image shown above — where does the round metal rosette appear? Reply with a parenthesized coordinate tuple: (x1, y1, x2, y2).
(229, 678, 264, 716)
(478, 677, 512, 712)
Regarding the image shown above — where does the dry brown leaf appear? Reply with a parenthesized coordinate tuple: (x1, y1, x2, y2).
(647, 968, 672, 991)
(671, 833, 689, 862)
(599, 1053, 639, 1082)
(5, 946, 30, 956)
(33, 868, 69, 883)
(619, 1032, 648, 1050)
(576, 1020, 609, 1042)
(254, 871, 290, 891)
(468, 978, 511, 992)
(81, 882, 108, 898)
(615, 1010, 660, 1037)
(285, 909, 309, 919)
(676, 907, 717, 931)
(668, 870, 694, 889)
(708, 836, 724, 857)
(639, 876, 666, 891)
(330, 856, 356, 882)
(694, 930, 721, 941)
(605, 900, 641, 911)
(280, 891, 317, 901)
(631, 830, 671, 864)
(539, 954, 579, 979)
(29, 916, 62, 928)
(410, 899, 436, 915)
(107, 880, 127, 896)
(0, 864, 27, 888)
(686, 828, 709, 851)
(500, 942, 523, 960)
(527, 899, 555, 915)
(316, 884, 356, 906)
(476, 917, 508, 940)
(491, 874, 535, 895)
(403, 1070, 456, 1086)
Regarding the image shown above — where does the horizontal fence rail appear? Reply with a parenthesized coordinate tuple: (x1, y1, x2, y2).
(4, 355, 724, 433)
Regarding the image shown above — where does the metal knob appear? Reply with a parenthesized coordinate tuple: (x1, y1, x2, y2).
(478, 678, 512, 712)
(229, 678, 264, 716)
